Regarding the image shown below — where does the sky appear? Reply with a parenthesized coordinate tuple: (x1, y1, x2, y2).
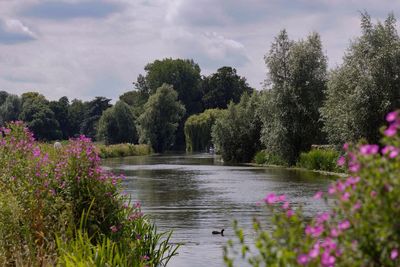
(0, 0, 398, 101)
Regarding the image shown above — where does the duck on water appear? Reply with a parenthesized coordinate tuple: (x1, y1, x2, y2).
(212, 229, 224, 236)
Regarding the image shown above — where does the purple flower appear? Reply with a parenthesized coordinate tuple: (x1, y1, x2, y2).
(386, 111, 398, 122)
(313, 191, 323, 200)
(33, 147, 41, 158)
(321, 252, 335, 266)
(297, 254, 309, 265)
(309, 248, 319, 258)
(264, 193, 277, 204)
(338, 220, 350, 230)
(384, 125, 397, 137)
(391, 249, 398, 260)
(286, 209, 294, 218)
(337, 156, 346, 166)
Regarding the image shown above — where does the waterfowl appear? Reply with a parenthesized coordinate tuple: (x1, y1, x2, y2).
(212, 229, 224, 236)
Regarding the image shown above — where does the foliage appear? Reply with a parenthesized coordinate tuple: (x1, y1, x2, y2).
(0, 93, 21, 126)
(137, 84, 186, 153)
(320, 13, 400, 146)
(97, 101, 138, 145)
(260, 30, 327, 165)
(253, 150, 287, 166)
(19, 92, 62, 140)
(50, 97, 71, 140)
(97, 143, 152, 158)
(0, 122, 178, 265)
(119, 90, 149, 118)
(184, 109, 225, 152)
(212, 92, 261, 163)
(224, 110, 400, 267)
(202, 66, 253, 109)
(80, 97, 111, 140)
(297, 148, 342, 172)
(68, 99, 86, 138)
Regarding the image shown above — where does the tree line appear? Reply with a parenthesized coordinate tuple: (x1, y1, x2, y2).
(1, 13, 399, 165)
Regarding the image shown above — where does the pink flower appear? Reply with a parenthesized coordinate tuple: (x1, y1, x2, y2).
(349, 163, 360, 172)
(328, 186, 336, 195)
(352, 201, 362, 211)
(264, 193, 277, 204)
(338, 220, 350, 230)
(110, 225, 118, 233)
(277, 194, 286, 201)
(343, 143, 349, 150)
(313, 191, 323, 200)
(384, 125, 397, 137)
(321, 252, 335, 266)
(391, 249, 398, 260)
(297, 254, 309, 265)
(386, 111, 398, 122)
(309, 248, 319, 258)
(370, 191, 377, 198)
(389, 150, 399, 159)
(316, 212, 330, 224)
(33, 147, 41, 158)
(341, 192, 350, 201)
(330, 228, 340, 237)
(282, 201, 289, 210)
(337, 156, 346, 166)
(286, 209, 294, 218)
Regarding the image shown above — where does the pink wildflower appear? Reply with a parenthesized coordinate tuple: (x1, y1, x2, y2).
(338, 220, 350, 230)
(264, 193, 277, 204)
(337, 156, 345, 166)
(343, 143, 349, 150)
(110, 225, 118, 233)
(330, 228, 340, 237)
(384, 125, 397, 137)
(370, 191, 377, 198)
(286, 209, 294, 218)
(391, 249, 398, 260)
(321, 252, 335, 266)
(297, 254, 309, 265)
(309, 248, 319, 258)
(282, 201, 289, 210)
(386, 111, 398, 122)
(313, 191, 323, 200)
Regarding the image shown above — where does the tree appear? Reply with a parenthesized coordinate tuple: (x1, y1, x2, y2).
(97, 101, 138, 145)
(0, 91, 8, 106)
(119, 90, 149, 118)
(19, 93, 61, 140)
(320, 13, 400, 146)
(0, 94, 21, 126)
(137, 84, 185, 153)
(68, 99, 86, 137)
(80, 97, 111, 140)
(184, 109, 225, 152)
(202, 66, 254, 109)
(49, 96, 70, 139)
(260, 30, 327, 165)
(212, 92, 262, 163)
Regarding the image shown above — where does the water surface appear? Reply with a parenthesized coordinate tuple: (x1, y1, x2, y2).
(102, 153, 333, 267)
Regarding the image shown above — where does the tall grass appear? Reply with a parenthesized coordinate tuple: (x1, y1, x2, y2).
(97, 143, 152, 158)
(254, 150, 287, 166)
(297, 148, 343, 172)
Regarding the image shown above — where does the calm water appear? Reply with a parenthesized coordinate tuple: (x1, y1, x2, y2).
(102, 153, 334, 267)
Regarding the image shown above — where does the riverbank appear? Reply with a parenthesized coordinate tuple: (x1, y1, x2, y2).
(96, 143, 152, 158)
(246, 163, 347, 178)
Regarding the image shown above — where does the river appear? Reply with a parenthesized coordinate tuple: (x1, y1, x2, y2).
(102, 153, 334, 267)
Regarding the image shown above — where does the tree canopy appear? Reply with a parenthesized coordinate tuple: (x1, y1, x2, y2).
(137, 84, 186, 153)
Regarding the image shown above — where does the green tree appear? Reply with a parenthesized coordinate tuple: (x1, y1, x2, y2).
(119, 90, 149, 118)
(260, 30, 327, 165)
(202, 66, 253, 109)
(80, 97, 111, 140)
(68, 99, 86, 137)
(184, 109, 225, 152)
(97, 101, 138, 145)
(19, 93, 61, 140)
(212, 92, 261, 163)
(0, 94, 21, 126)
(320, 13, 400, 146)
(0, 91, 8, 106)
(137, 84, 185, 153)
(49, 96, 70, 139)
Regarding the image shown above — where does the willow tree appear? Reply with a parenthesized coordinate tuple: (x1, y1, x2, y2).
(184, 109, 225, 152)
(137, 84, 186, 153)
(260, 30, 327, 165)
(320, 13, 400, 146)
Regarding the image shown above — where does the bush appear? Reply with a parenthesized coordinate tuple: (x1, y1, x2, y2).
(0, 122, 177, 265)
(224, 110, 400, 266)
(297, 148, 342, 172)
(97, 143, 152, 158)
(254, 150, 287, 166)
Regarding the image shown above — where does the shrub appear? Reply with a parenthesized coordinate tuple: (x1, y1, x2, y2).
(254, 150, 287, 166)
(224, 110, 400, 266)
(0, 122, 178, 265)
(297, 148, 342, 172)
(97, 143, 152, 158)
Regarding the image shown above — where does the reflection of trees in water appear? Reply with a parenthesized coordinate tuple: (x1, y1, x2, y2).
(121, 168, 205, 228)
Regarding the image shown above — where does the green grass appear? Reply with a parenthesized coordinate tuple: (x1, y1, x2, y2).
(296, 148, 343, 172)
(96, 143, 152, 158)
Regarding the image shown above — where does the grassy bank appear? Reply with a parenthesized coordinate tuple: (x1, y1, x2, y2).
(253, 148, 345, 176)
(96, 143, 152, 158)
(0, 122, 177, 266)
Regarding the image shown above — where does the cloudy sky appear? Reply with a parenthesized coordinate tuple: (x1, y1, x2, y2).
(0, 0, 398, 101)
